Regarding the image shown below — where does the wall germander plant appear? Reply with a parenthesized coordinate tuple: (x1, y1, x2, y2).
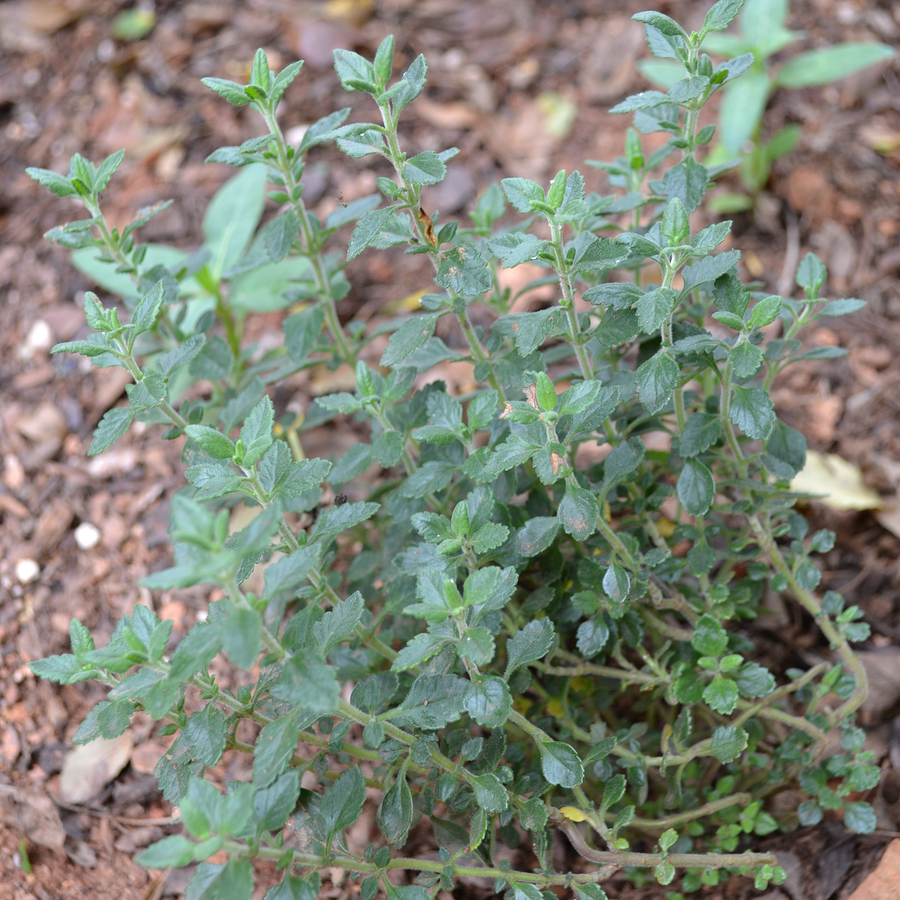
(28, 1, 875, 897)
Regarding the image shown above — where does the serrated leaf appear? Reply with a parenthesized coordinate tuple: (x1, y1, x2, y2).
(400, 674, 467, 729)
(470, 772, 508, 813)
(505, 619, 554, 677)
(635, 351, 678, 414)
(313, 592, 364, 654)
(402, 151, 446, 185)
(90, 407, 135, 456)
(464, 674, 512, 727)
(253, 711, 300, 788)
(348, 206, 397, 261)
(558, 481, 598, 540)
(708, 725, 748, 763)
(729, 385, 775, 440)
(273, 653, 340, 714)
(636, 286, 678, 333)
(381, 312, 442, 367)
(729, 340, 764, 378)
(436, 243, 491, 296)
(487, 232, 548, 268)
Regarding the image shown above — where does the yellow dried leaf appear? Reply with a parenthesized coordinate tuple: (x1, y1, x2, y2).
(790, 450, 882, 511)
(559, 806, 589, 822)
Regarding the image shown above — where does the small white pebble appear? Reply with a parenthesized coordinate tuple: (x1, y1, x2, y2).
(74, 522, 101, 550)
(26, 319, 53, 352)
(15, 558, 40, 584)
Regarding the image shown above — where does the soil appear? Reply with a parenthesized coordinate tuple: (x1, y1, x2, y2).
(1, 1, 900, 899)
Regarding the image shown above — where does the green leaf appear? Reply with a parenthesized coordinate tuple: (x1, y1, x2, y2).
(539, 741, 584, 788)
(677, 458, 716, 516)
(501, 177, 544, 213)
(402, 151, 447, 185)
(735, 662, 776, 698)
(185, 425, 236, 460)
(253, 711, 301, 789)
(273, 653, 340, 714)
(471, 523, 510, 554)
(633, 10, 688, 39)
(749, 295, 783, 328)
(314, 501, 380, 539)
(678, 412, 722, 457)
(661, 197, 689, 246)
(729, 340, 763, 377)
(703, 675, 739, 714)
(401, 674, 467, 729)
(558, 481, 598, 540)
(316, 767, 366, 849)
(90, 407, 135, 456)
(516, 516, 559, 557)
(582, 282, 642, 309)
(718, 68, 770, 154)
(378, 764, 414, 847)
(204, 164, 267, 280)
(239, 396, 274, 466)
(392, 54, 428, 112)
(636, 286, 678, 334)
(27, 166, 76, 197)
(662, 157, 709, 213)
(202, 77, 251, 106)
(487, 232, 548, 268)
(436, 243, 491, 296)
(470, 772, 508, 813)
(763, 419, 806, 479)
(333, 49, 377, 92)
(708, 725, 748, 763)
(399, 461, 455, 498)
(222, 607, 261, 669)
(392, 632, 447, 671)
(602, 437, 645, 488)
(381, 312, 442, 367)
(729, 385, 775, 439)
(610, 90, 671, 114)
(183, 705, 228, 766)
(603, 563, 630, 604)
(843, 801, 877, 834)
(255, 770, 301, 834)
(348, 206, 397, 261)
(505, 619, 554, 677)
(313, 592, 364, 654)
(692, 614, 728, 656)
(796, 252, 827, 298)
(777, 43, 894, 89)
(136, 835, 198, 869)
(702, 0, 743, 34)
(820, 298, 865, 318)
(635, 351, 678, 414)
(464, 674, 512, 727)
(264, 210, 300, 262)
(682, 249, 741, 292)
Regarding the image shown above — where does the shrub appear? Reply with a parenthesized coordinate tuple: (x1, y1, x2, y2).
(28, 2, 875, 896)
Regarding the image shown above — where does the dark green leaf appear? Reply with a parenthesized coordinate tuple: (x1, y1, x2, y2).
(253, 711, 300, 788)
(470, 773, 508, 813)
(703, 675, 739, 714)
(682, 249, 741, 291)
(558, 481, 598, 540)
(636, 286, 678, 334)
(516, 516, 559, 557)
(378, 765, 414, 847)
(729, 385, 775, 439)
(677, 458, 715, 516)
(348, 207, 396, 261)
(708, 725, 748, 763)
(313, 592, 364, 654)
(381, 312, 442, 367)
(464, 674, 512, 726)
(677, 412, 722, 457)
(729, 340, 763, 377)
(273, 653, 340, 714)
(505, 619, 554, 677)
(436, 243, 491, 296)
(539, 741, 584, 788)
(402, 151, 446, 185)
(662, 157, 709, 213)
(401, 674, 467, 729)
(90, 407, 135, 456)
(635, 351, 678, 414)
(316, 767, 366, 848)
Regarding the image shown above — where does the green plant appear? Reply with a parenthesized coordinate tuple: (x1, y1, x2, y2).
(27, 2, 875, 897)
(638, 0, 895, 210)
